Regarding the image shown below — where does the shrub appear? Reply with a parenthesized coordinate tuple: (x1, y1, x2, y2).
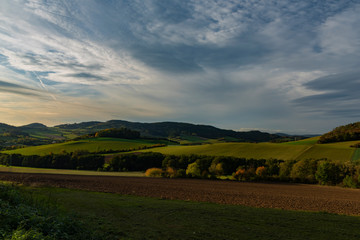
(265, 159, 281, 176)
(165, 167, 177, 178)
(186, 162, 201, 178)
(145, 168, 163, 177)
(255, 166, 267, 179)
(290, 159, 318, 183)
(315, 161, 341, 185)
(176, 169, 186, 178)
(279, 160, 296, 181)
(350, 143, 360, 148)
(0, 183, 93, 240)
(208, 162, 224, 177)
(233, 168, 246, 181)
(243, 167, 256, 181)
(342, 175, 358, 188)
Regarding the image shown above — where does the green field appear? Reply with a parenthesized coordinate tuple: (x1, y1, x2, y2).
(0, 165, 144, 177)
(138, 142, 310, 160)
(27, 186, 360, 240)
(137, 137, 360, 162)
(2, 137, 170, 156)
(3, 135, 360, 163)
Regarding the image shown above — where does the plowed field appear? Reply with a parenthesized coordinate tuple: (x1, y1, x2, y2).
(1, 171, 360, 215)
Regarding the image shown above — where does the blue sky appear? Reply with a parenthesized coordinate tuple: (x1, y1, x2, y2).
(0, 0, 359, 134)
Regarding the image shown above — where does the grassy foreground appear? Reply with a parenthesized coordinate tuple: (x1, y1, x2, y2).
(29, 187, 360, 240)
(0, 183, 93, 240)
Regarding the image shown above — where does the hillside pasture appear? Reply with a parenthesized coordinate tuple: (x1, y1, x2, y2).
(138, 139, 357, 162)
(138, 142, 310, 160)
(293, 141, 358, 162)
(2, 138, 169, 156)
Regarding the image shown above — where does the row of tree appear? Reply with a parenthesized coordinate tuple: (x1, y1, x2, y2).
(0, 151, 104, 170)
(74, 127, 141, 140)
(2, 150, 360, 188)
(140, 154, 360, 188)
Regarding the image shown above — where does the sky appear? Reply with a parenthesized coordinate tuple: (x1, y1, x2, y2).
(0, 0, 359, 134)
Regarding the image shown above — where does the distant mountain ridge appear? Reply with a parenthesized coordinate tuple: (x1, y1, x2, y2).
(56, 120, 280, 142)
(0, 119, 315, 148)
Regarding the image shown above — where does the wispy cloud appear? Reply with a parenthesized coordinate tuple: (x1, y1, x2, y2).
(0, 0, 359, 133)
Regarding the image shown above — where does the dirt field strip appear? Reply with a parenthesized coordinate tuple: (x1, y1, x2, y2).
(1, 171, 360, 215)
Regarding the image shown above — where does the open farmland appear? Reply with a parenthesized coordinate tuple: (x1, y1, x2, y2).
(2, 137, 169, 155)
(138, 142, 310, 160)
(137, 137, 360, 162)
(31, 187, 360, 240)
(2, 172, 360, 215)
(4, 135, 360, 162)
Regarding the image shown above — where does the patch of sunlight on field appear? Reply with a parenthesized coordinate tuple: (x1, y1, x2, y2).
(139, 142, 310, 160)
(139, 139, 358, 162)
(295, 142, 356, 162)
(0, 165, 144, 177)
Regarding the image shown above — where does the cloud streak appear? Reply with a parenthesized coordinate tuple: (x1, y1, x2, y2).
(0, 0, 359, 133)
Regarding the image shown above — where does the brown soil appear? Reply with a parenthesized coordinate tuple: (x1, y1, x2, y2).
(1, 171, 360, 215)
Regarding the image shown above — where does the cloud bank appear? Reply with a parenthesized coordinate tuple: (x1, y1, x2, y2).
(0, 0, 359, 133)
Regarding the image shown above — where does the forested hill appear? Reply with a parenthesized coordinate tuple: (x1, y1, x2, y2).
(318, 122, 360, 143)
(56, 120, 280, 142)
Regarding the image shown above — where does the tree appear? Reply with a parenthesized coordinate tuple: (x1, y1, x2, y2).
(186, 162, 201, 178)
(315, 161, 341, 185)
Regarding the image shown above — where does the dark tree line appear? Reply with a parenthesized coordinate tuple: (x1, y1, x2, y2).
(105, 153, 282, 176)
(3, 150, 360, 188)
(0, 151, 104, 170)
(74, 127, 141, 140)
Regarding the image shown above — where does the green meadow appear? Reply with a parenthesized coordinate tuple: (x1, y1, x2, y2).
(2, 137, 169, 156)
(139, 142, 310, 160)
(138, 137, 360, 162)
(3, 136, 360, 163)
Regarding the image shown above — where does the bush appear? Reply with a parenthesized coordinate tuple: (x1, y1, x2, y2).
(0, 183, 94, 240)
(244, 168, 256, 181)
(315, 161, 341, 185)
(342, 175, 358, 188)
(165, 167, 180, 178)
(233, 168, 246, 181)
(208, 162, 224, 177)
(265, 159, 281, 176)
(290, 159, 318, 183)
(279, 160, 296, 181)
(145, 168, 163, 177)
(186, 162, 201, 178)
(255, 166, 267, 179)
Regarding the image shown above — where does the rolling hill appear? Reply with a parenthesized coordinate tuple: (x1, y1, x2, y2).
(0, 120, 289, 149)
(2, 137, 170, 156)
(318, 121, 360, 143)
(8, 134, 358, 163)
(55, 120, 282, 142)
(136, 137, 360, 162)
